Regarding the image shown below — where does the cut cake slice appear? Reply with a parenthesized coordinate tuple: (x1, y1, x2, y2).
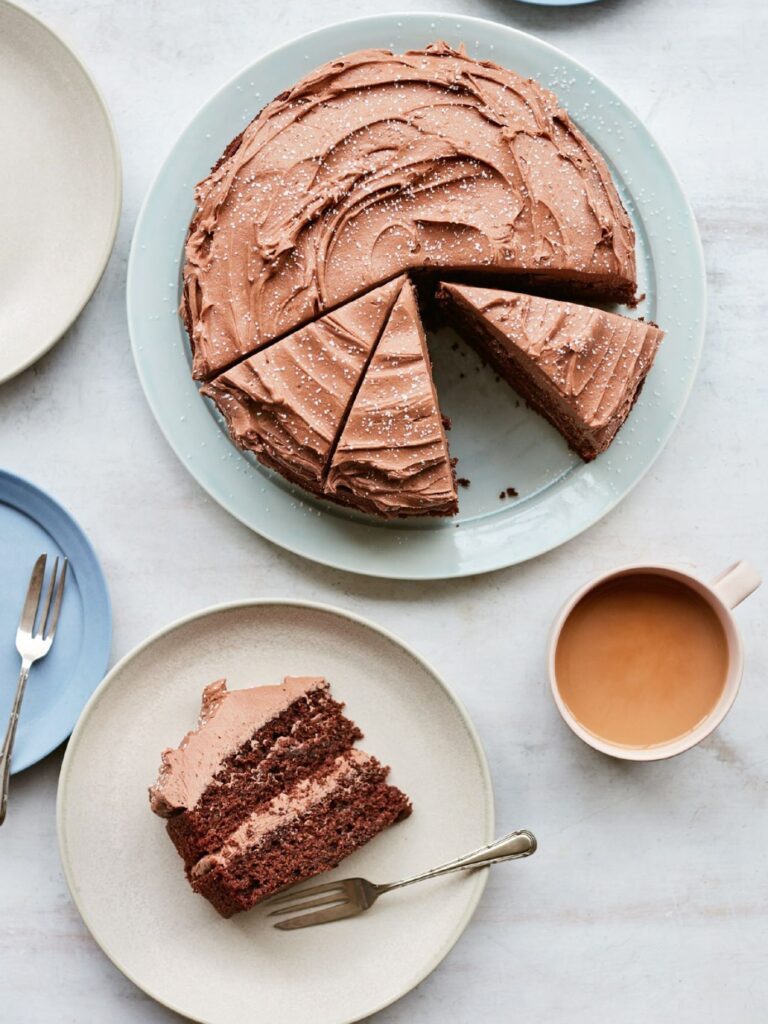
(149, 677, 411, 918)
(200, 277, 403, 495)
(437, 282, 664, 461)
(325, 278, 458, 517)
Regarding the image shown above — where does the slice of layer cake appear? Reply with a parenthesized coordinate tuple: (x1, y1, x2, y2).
(200, 278, 403, 496)
(149, 677, 411, 918)
(324, 279, 458, 517)
(437, 283, 664, 462)
(190, 748, 406, 918)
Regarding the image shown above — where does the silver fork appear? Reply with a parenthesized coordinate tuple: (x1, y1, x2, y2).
(267, 828, 536, 930)
(0, 554, 68, 825)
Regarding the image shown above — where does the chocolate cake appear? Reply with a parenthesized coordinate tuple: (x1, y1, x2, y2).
(437, 283, 665, 461)
(179, 42, 664, 519)
(326, 279, 457, 518)
(182, 42, 637, 380)
(149, 677, 411, 918)
(200, 278, 403, 496)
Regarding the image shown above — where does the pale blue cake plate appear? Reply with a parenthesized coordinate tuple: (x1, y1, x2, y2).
(127, 12, 705, 580)
(515, 0, 601, 5)
(0, 471, 111, 772)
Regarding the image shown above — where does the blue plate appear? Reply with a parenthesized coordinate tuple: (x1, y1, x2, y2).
(0, 470, 111, 773)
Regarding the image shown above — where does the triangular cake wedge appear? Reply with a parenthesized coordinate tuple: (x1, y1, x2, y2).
(437, 283, 664, 462)
(200, 277, 403, 495)
(325, 279, 458, 518)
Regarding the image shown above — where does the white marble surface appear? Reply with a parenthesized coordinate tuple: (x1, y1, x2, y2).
(1, 0, 767, 1020)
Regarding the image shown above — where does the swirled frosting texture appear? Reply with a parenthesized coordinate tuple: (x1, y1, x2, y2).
(182, 42, 637, 379)
(149, 677, 325, 816)
(200, 278, 402, 493)
(439, 283, 663, 457)
(326, 279, 457, 517)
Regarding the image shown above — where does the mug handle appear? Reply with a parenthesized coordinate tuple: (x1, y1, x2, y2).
(712, 561, 762, 609)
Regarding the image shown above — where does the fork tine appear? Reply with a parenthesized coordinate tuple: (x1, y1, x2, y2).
(44, 558, 67, 641)
(267, 891, 349, 918)
(19, 555, 46, 634)
(274, 900, 364, 931)
(36, 557, 58, 638)
(266, 881, 345, 906)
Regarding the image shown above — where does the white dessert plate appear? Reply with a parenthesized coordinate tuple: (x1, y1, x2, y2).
(57, 600, 495, 1024)
(0, 0, 121, 385)
(127, 13, 705, 579)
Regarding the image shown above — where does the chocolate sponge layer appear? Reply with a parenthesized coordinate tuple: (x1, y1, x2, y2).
(165, 687, 362, 869)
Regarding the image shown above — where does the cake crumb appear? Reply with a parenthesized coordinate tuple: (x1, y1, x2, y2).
(457, 477, 471, 488)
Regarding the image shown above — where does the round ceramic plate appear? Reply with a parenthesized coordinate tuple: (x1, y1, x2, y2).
(57, 601, 494, 1024)
(0, 470, 112, 772)
(0, 0, 121, 384)
(127, 13, 705, 580)
(516, 0, 601, 5)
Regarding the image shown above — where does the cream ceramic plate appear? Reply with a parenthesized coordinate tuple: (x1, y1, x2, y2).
(0, 0, 121, 384)
(57, 601, 494, 1024)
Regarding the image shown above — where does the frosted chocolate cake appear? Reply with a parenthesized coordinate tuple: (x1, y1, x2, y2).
(181, 42, 637, 380)
(150, 677, 411, 918)
(179, 42, 662, 519)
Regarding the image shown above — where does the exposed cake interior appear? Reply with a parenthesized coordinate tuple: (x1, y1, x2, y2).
(190, 749, 410, 918)
(152, 678, 364, 867)
(325, 278, 458, 517)
(150, 677, 411, 916)
(437, 282, 664, 461)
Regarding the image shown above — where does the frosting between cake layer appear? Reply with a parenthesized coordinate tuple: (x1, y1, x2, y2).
(190, 749, 374, 875)
(182, 41, 637, 379)
(149, 677, 326, 816)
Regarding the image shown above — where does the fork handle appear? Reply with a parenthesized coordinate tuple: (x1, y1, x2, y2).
(0, 659, 32, 826)
(378, 829, 537, 894)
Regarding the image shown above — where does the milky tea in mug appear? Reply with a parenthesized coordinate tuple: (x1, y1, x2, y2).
(554, 573, 730, 748)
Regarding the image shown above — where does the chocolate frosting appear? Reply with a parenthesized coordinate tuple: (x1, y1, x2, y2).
(326, 279, 457, 517)
(149, 677, 325, 817)
(182, 42, 636, 379)
(200, 277, 403, 492)
(440, 282, 664, 438)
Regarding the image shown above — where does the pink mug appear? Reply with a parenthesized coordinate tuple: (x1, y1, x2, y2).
(548, 561, 761, 761)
